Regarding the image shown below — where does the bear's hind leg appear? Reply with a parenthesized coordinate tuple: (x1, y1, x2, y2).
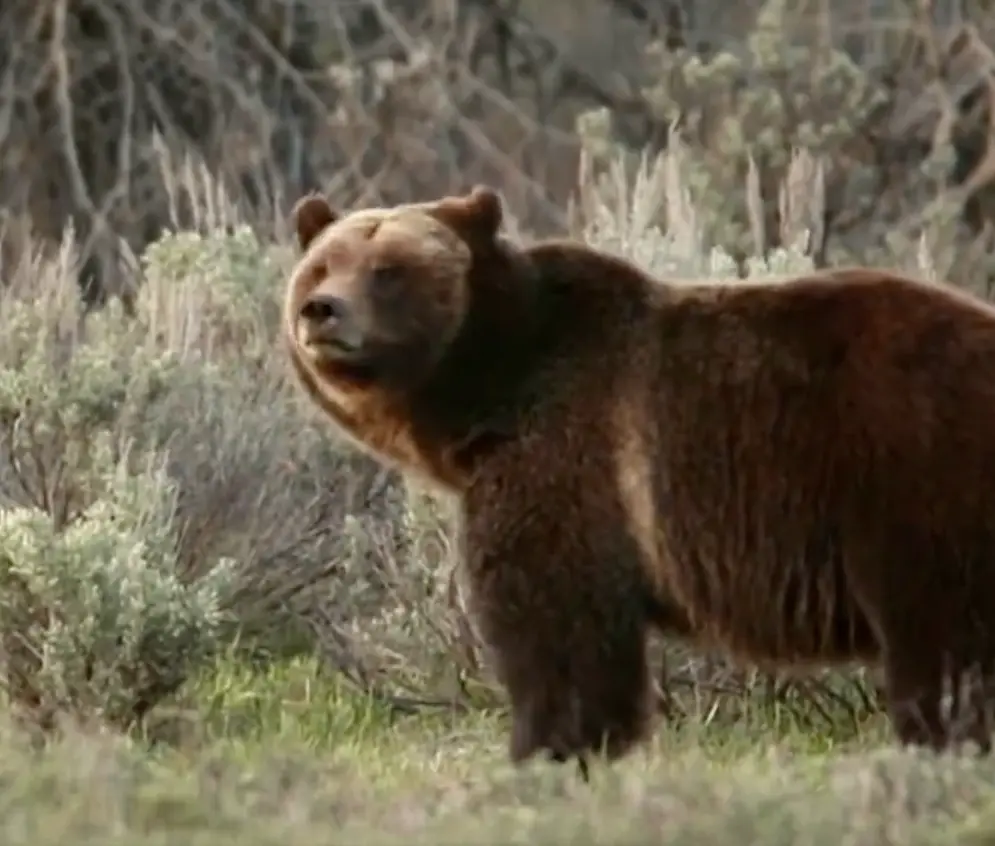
(880, 644, 950, 752)
(881, 638, 995, 755)
(848, 534, 995, 755)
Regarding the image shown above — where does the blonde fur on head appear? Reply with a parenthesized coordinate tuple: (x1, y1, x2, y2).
(281, 190, 489, 493)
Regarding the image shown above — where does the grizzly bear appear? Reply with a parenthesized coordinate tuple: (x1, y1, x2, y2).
(284, 184, 995, 776)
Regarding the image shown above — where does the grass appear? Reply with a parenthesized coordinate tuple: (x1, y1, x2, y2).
(0, 659, 992, 844)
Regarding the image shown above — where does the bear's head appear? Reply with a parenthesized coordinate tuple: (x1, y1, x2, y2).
(285, 185, 504, 393)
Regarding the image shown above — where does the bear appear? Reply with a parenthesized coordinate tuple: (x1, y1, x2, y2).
(283, 183, 995, 776)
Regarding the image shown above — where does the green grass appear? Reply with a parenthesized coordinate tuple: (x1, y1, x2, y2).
(3, 658, 995, 844)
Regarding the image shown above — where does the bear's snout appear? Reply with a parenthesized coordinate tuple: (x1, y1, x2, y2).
(299, 292, 347, 325)
(298, 293, 364, 354)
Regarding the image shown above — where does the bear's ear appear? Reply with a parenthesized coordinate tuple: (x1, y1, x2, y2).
(291, 193, 339, 250)
(432, 185, 503, 242)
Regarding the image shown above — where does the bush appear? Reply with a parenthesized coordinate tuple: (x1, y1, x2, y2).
(0, 444, 233, 732)
(0, 219, 391, 728)
(0, 189, 477, 731)
(0, 239, 234, 729)
(571, 0, 991, 290)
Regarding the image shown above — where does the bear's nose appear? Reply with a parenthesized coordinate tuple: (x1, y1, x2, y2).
(299, 293, 348, 325)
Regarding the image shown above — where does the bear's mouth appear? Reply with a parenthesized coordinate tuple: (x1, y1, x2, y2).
(299, 319, 368, 361)
(305, 336, 366, 362)
(306, 340, 381, 386)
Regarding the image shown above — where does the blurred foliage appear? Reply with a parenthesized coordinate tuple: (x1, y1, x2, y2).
(7, 0, 995, 302)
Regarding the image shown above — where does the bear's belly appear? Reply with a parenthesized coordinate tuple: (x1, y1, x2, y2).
(662, 551, 880, 672)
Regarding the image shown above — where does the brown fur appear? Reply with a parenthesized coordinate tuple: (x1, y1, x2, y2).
(284, 185, 995, 772)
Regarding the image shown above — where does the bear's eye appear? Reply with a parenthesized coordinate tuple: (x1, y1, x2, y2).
(369, 266, 404, 291)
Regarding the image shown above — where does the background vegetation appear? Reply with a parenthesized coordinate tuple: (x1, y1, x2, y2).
(2, 0, 995, 841)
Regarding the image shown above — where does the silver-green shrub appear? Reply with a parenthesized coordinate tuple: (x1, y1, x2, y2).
(0, 211, 418, 729)
(0, 239, 237, 729)
(130, 222, 411, 658)
(0, 237, 189, 526)
(573, 0, 988, 287)
(136, 225, 285, 365)
(0, 171, 470, 723)
(570, 135, 818, 282)
(0, 443, 233, 730)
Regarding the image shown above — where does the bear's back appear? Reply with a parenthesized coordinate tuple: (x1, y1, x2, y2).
(623, 267, 995, 670)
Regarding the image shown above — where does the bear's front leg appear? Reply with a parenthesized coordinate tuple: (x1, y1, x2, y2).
(460, 475, 657, 775)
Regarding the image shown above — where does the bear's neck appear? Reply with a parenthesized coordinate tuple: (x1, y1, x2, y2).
(407, 240, 550, 447)
(405, 236, 657, 463)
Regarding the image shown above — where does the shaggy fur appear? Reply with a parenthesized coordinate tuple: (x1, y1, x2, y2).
(284, 184, 995, 773)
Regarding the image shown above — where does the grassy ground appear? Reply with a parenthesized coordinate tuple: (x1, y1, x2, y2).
(3, 659, 995, 845)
